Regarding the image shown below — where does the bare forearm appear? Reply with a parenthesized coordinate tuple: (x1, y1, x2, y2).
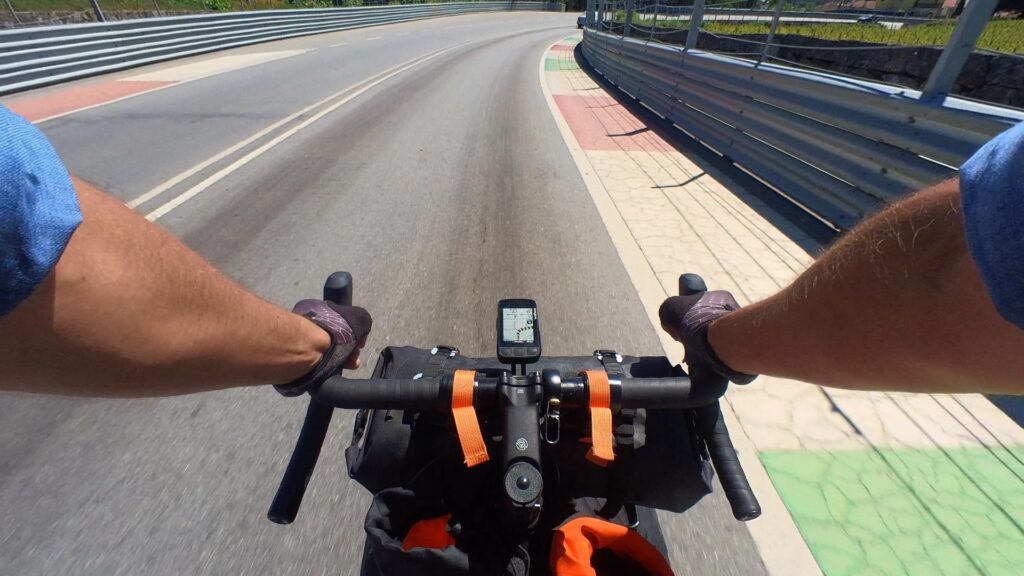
(0, 179, 329, 397)
(709, 179, 1024, 394)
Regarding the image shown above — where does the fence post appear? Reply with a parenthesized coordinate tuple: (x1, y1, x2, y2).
(758, 0, 785, 64)
(586, 0, 595, 29)
(624, 0, 634, 37)
(88, 0, 106, 22)
(922, 0, 997, 98)
(649, 2, 658, 40)
(685, 0, 705, 50)
(597, 0, 605, 30)
(4, 0, 21, 27)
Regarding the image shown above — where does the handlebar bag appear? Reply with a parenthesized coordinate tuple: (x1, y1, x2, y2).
(345, 347, 714, 512)
(360, 488, 531, 576)
(361, 489, 675, 576)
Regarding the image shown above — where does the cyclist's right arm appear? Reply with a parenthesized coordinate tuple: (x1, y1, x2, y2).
(710, 119, 1024, 395)
(664, 122, 1024, 394)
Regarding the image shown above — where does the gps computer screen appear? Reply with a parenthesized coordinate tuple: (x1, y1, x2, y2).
(502, 308, 536, 344)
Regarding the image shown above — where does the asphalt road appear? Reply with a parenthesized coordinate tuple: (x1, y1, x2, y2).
(1, 12, 766, 575)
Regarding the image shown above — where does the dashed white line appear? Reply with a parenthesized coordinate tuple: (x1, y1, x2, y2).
(142, 42, 470, 221)
(364, 36, 383, 41)
(328, 41, 349, 48)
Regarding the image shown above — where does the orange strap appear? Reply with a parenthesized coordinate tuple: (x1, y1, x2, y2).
(551, 517, 674, 576)
(582, 370, 615, 465)
(452, 369, 489, 467)
(402, 514, 456, 551)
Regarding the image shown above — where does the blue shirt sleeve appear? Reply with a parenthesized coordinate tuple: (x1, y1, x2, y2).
(0, 106, 82, 318)
(960, 120, 1024, 330)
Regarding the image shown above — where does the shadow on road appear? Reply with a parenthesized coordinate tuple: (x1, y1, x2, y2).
(572, 44, 837, 255)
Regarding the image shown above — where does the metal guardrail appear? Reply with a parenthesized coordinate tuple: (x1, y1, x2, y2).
(634, 7, 931, 25)
(581, 29, 1024, 230)
(0, 1, 562, 95)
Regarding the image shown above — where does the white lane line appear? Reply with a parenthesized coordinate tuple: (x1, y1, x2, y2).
(364, 36, 383, 41)
(125, 58, 423, 209)
(537, 41, 823, 576)
(143, 42, 469, 221)
(328, 41, 349, 48)
(394, 32, 409, 36)
(27, 51, 307, 125)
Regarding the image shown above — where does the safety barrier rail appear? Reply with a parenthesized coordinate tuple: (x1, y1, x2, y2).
(634, 6, 931, 25)
(0, 1, 561, 95)
(581, 29, 1024, 229)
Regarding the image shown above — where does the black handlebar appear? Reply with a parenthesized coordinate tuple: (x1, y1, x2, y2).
(311, 374, 729, 412)
(269, 271, 761, 528)
(313, 377, 446, 410)
(697, 403, 761, 521)
(267, 272, 353, 525)
(678, 273, 762, 521)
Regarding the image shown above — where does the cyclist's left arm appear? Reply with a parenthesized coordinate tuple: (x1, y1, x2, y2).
(0, 107, 363, 397)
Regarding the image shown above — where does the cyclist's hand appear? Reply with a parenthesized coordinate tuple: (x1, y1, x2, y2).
(659, 291, 756, 385)
(275, 300, 372, 397)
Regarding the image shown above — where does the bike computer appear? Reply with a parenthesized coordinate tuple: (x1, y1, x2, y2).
(497, 299, 541, 365)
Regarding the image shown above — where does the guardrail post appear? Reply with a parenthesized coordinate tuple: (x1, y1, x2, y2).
(624, 0, 634, 37)
(649, 2, 659, 39)
(922, 0, 998, 98)
(758, 0, 785, 64)
(586, 0, 596, 29)
(598, 0, 606, 31)
(685, 0, 705, 50)
(88, 0, 106, 22)
(4, 0, 21, 27)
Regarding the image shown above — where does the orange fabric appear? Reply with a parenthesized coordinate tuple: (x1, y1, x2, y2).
(452, 370, 489, 467)
(582, 370, 614, 465)
(551, 517, 674, 576)
(402, 514, 455, 551)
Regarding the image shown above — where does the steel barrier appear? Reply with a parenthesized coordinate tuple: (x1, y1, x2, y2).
(0, 2, 562, 95)
(581, 29, 1024, 229)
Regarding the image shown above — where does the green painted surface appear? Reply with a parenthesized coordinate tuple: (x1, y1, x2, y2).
(760, 447, 1024, 576)
(545, 58, 580, 71)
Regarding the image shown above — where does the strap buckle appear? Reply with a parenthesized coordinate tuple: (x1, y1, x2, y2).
(594, 349, 623, 365)
(544, 398, 561, 445)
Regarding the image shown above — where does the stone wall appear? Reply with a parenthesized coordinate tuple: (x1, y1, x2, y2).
(632, 25, 1024, 108)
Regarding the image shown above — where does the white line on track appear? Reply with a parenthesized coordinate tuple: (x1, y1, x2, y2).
(394, 32, 409, 36)
(364, 36, 383, 41)
(536, 40, 823, 576)
(328, 41, 349, 47)
(25, 51, 307, 125)
(141, 42, 470, 221)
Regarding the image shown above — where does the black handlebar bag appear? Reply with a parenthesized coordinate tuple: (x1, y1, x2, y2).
(346, 346, 715, 575)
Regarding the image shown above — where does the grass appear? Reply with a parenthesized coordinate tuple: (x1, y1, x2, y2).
(625, 17, 1024, 54)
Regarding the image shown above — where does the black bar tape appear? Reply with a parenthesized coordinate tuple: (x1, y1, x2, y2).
(267, 399, 334, 525)
(312, 377, 447, 410)
(617, 377, 727, 408)
(698, 402, 762, 521)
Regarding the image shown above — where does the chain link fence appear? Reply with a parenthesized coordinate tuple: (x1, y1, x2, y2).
(586, 0, 1023, 108)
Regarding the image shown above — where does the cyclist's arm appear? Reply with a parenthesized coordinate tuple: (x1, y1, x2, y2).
(708, 177, 1024, 394)
(0, 178, 336, 397)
